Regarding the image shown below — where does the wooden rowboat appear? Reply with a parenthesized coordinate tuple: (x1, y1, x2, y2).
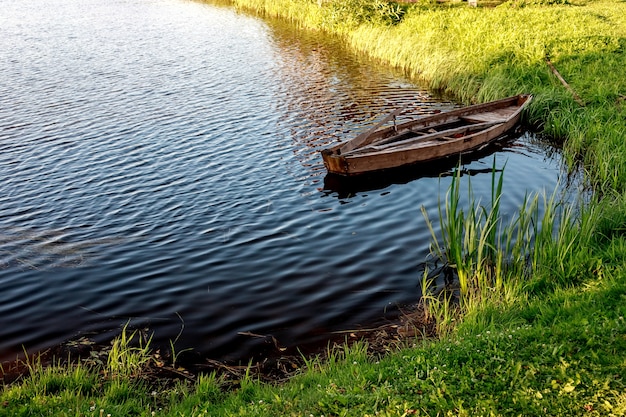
(321, 94, 532, 176)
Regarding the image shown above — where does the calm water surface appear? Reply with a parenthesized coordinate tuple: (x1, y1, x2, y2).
(0, 0, 567, 362)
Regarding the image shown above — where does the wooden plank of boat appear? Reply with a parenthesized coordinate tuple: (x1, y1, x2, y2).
(357, 95, 528, 147)
(343, 120, 503, 155)
(340, 122, 511, 174)
(321, 94, 532, 176)
(339, 107, 405, 154)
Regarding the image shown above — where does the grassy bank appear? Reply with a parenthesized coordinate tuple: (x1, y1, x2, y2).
(4, 0, 626, 415)
(2, 257, 626, 415)
(232, 0, 626, 194)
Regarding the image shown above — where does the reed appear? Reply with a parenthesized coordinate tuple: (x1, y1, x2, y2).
(419, 272, 458, 336)
(421, 161, 507, 310)
(421, 160, 596, 326)
(106, 322, 153, 379)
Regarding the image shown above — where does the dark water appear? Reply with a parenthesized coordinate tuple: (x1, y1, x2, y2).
(0, 0, 567, 363)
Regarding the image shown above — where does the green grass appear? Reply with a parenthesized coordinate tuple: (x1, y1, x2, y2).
(4, 0, 626, 415)
(231, 0, 626, 193)
(106, 323, 153, 379)
(6, 267, 624, 416)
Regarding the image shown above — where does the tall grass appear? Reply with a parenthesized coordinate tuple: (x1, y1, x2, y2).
(421, 161, 597, 331)
(106, 322, 153, 379)
(228, 0, 626, 195)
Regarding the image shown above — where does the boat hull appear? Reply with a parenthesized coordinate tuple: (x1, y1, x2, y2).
(321, 94, 532, 176)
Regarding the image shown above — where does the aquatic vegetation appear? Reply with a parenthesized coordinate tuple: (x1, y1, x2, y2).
(420, 160, 599, 333)
(106, 323, 153, 379)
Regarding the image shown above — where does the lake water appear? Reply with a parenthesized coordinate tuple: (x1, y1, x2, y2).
(0, 0, 567, 363)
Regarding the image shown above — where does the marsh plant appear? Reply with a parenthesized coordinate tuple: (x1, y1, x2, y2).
(421, 160, 595, 331)
(106, 322, 153, 378)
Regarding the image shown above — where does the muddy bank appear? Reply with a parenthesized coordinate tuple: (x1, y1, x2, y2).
(1, 304, 436, 390)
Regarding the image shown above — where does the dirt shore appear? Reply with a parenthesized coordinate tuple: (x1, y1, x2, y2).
(1, 303, 437, 390)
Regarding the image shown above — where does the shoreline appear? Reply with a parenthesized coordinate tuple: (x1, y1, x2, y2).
(4, 0, 626, 414)
(1, 303, 436, 387)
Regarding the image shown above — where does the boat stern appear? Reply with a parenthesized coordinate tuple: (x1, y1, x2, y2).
(321, 149, 350, 176)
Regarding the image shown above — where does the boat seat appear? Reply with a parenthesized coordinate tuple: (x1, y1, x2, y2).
(461, 108, 515, 123)
(461, 114, 501, 123)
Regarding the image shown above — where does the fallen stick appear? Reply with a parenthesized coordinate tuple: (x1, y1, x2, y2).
(546, 58, 585, 106)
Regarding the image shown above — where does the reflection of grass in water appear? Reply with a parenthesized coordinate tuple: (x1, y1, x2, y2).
(0, 226, 129, 270)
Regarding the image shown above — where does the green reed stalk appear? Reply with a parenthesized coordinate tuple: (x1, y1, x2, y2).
(107, 322, 153, 378)
(422, 160, 592, 325)
(419, 272, 458, 336)
(425, 160, 506, 305)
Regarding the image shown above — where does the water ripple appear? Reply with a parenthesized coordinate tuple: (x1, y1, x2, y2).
(0, 0, 567, 362)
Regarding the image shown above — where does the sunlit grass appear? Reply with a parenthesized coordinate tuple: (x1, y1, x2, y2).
(0, 327, 158, 417)
(231, 0, 626, 194)
(106, 322, 153, 379)
(419, 161, 598, 333)
(4, 0, 626, 415)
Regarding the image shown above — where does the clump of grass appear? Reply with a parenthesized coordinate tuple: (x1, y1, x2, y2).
(421, 161, 511, 313)
(421, 159, 597, 329)
(106, 322, 153, 379)
(419, 272, 458, 336)
(322, 0, 405, 28)
(0, 326, 158, 416)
